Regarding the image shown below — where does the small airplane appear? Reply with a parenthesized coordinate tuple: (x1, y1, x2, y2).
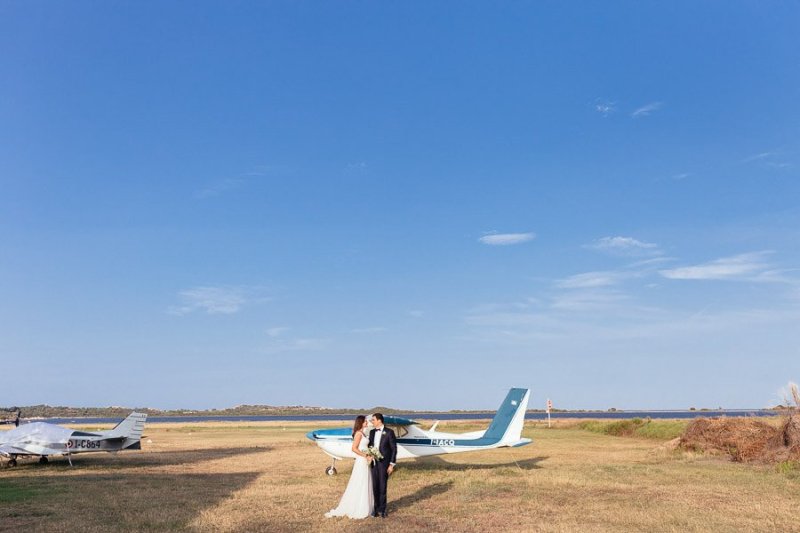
(0, 412, 147, 467)
(307, 387, 531, 475)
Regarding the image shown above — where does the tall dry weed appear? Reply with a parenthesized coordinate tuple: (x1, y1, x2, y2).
(788, 381, 800, 410)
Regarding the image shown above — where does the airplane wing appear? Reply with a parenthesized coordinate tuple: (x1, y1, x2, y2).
(383, 416, 418, 426)
(0, 443, 22, 456)
(0, 442, 69, 457)
(0, 422, 73, 456)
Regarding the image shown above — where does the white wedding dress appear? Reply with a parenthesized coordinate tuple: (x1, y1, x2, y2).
(325, 429, 374, 519)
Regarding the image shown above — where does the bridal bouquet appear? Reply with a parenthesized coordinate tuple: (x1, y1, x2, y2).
(366, 446, 384, 462)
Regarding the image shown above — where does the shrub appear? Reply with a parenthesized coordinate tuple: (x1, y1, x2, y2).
(680, 415, 800, 463)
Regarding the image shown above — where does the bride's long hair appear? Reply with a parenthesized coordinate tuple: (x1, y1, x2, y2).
(352, 415, 366, 437)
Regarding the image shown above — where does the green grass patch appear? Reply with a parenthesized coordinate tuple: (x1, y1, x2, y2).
(0, 482, 43, 503)
(775, 460, 800, 475)
(578, 418, 687, 440)
(634, 420, 687, 439)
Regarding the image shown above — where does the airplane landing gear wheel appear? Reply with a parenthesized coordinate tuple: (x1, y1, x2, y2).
(39, 456, 49, 464)
(325, 466, 337, 476)
(7, 458, 17, 468)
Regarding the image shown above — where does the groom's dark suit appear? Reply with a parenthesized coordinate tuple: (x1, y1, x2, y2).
(368, 425, 397, 517)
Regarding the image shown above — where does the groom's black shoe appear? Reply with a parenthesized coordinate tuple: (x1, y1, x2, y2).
(380, 513, 387, 518)
(370, 512, 378, 518)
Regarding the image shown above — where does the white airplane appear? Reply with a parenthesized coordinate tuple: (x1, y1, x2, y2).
(0, 412, 147, 467)
(307, 388, 531, 475)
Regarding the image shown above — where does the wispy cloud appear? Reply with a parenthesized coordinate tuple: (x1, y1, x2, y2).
(246, 164, 288, 175)
(462, 244, 800, 358)
(194, 165, 286, 199)
(195, 177, 245, 199)
(556, 256, 673, 291)
(741, 151, 775, 164)
(168, 286, 251, 315)
(653, 172, 691, 184)
(631, 101, 663, 118)
(594, 99, 616, 117)
(627, 257, 674, 268)
(585, 236, 660, 256)
(344, 161, 368, 173)
(767, 162, 792, 169)
(551, 289, 630, 311)
(351, 326, 387, 334)
(740, 149, 793, 170)
(465, 303, 800, 348)
(267, 326, 290, 337)
(263, 337, 330, 355)
(659, 251, 773, 281)
(409, 310, 425, 318)
(463, 289, 648, 342)
(557, 271, 624, 289)
(479, 232, 536, 246)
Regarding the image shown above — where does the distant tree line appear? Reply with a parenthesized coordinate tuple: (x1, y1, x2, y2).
(1, 404, 499, 418)
(6, 404, 764, 420)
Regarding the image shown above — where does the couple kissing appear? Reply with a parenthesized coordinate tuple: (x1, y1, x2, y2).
(324, 413, 398, 519)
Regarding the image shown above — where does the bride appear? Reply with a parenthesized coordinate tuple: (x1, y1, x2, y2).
(325, 415, 374, 519)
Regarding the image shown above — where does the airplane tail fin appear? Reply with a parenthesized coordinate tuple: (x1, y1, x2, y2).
(106, 412, 147, 440)
(482, 388, 531, 446)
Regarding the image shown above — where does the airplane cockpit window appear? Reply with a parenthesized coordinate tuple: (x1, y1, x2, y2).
(389, 424, 408, 438)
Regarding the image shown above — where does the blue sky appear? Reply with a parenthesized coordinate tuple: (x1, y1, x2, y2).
(1, 2, 799, 410)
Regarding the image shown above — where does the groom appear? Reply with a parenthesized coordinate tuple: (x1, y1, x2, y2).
(368, 412, 397, 518)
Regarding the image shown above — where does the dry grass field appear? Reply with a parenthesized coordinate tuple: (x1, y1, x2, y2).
(1, 419, 799, 532)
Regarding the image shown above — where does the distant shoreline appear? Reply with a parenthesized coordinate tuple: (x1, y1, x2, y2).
(3, 407, 785, 425)
(1, 405, 788, 420)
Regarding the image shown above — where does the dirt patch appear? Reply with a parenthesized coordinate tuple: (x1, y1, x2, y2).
(680, 414, 800, 463)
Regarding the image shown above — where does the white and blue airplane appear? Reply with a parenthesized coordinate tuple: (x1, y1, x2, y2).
(307, 388, 531, 475)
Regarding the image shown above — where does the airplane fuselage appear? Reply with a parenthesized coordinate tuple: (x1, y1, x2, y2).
(312, 426, 529, 461)
(307, 388, 532, 466)
(66, 434, 142, 453)
(315, 438, 518, 461)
